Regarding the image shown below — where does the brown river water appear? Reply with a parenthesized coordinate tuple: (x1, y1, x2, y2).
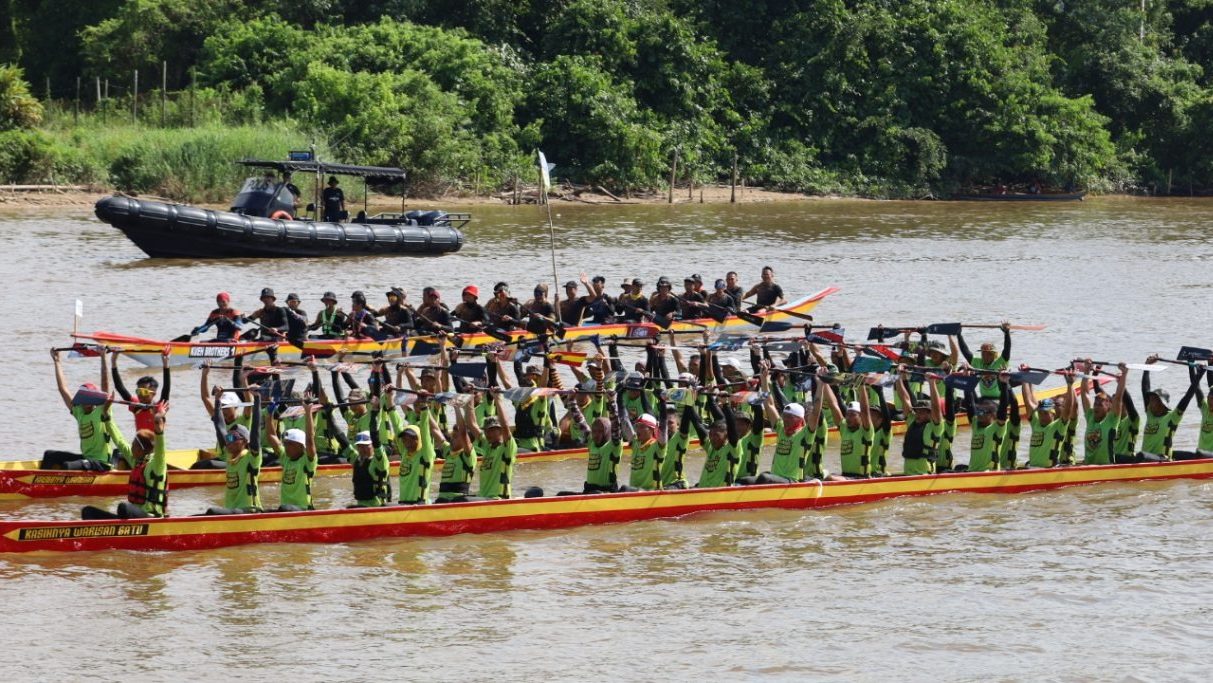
(0, 197, 1211, 680)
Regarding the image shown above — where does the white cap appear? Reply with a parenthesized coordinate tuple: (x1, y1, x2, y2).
(783, 403, 805, 419)
(283, 428, 306, 445)
(354, 431, 372, 445)
(845, 401, 862, 413)
(678, 372, 697, 383)
(219, 392, 241, 408)
(635, 413, 658, 429)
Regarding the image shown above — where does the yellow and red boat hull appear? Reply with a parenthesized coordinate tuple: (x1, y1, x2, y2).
(76, 287, 840, 367)
(2, 458, 1210, 553)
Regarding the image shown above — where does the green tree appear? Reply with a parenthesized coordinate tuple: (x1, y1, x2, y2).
(0, 63, 41, 130)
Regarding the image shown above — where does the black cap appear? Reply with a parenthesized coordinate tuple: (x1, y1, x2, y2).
(386, 287, 404, 298)
(321, 291, 337, 302)
(260, 287, 276, 300)
(632, 278, 643, 286)
(592, 275, 606, 284)
(691, 274, 703, 283)
(351, 290, 366, 303)
(564, 280, 578, 289)
(286, 292, 300, 302)
(494, 282, 509, 293)
(657, 276, 671, 286)
(1149, 388, 1171, 404)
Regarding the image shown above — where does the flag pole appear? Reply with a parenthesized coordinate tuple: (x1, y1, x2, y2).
(538, 151, 560, 309)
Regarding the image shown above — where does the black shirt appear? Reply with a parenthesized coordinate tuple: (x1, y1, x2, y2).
(753, 282, 784, 308)
(322, 187, 345, 220)
(559, 297, 588, 326)
(414, 304, 452, 333)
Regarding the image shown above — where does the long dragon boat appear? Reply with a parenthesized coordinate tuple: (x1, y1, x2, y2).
(73, 288, 839, 368)
(0, 380, 1092, 500)
(3, 458, 1210, 554)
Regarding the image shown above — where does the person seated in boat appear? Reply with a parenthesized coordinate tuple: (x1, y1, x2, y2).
(706, 279, 735, 313)
(282, 171, 303, 214)
(682, 375, 741, 488)
(742, 266, 786, 313)
(476, 389, 517, 500)
(895, 367, 943, 475)
(414, 287, 454, 334)
(744, 377, 828, 485)
(505, 359, 556, 452)
(485, 282, 524, 329)
(322, 175, 345, 222)
(558, 280, 587, 326)
(452, 285, 489, 333)
(676, 276, 708, 319)
(436, 397, 482, 503)
(828, 387, 874, 479)
(731, 364, 770, 481)
(868, 384, 894, 476)
(376, 288, 414, 338)
(1139, 357, 1202, 461)
(394, 403, 444, 505)
(521, 283, 560, 336)
(1181, 359, 1213, 459)
(346, 291, 384, 340)
(81, 405, 170, 521)
(205, 390, 263, 514)
(564, 384, 625, 494)
(958, 323, 1012, 400)
(1079, 361, 1126, 466)
(1022, 376, 1074, 468)
(192, 291, 243, 342)
(309, 291, 348, 339)
(42, 349, 119, 471)
(285, 292, 307, 324)
(581, 274, 615, 324)
(649, 277, 680, 319)
(619, 409, 667, 491)
(110, 348, 170, 438)
(1113, 388, 1142, 464)
(558, 378, 603, 447)
(960, 374, 1010, 472)
(266, 401, 318, 512)
(616, 278, 648, 322)
(351, 421, 391, 508)
(193, 363, 251, 469)
(723, 271, 744, 311)
(244, 288, 290, 342)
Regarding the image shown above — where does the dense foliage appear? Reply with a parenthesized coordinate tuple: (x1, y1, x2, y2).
(3, 0, 1213, 196)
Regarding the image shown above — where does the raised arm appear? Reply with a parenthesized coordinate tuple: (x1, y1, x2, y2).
(111, 350, 132, 402)
(493, 391, 512, 441)
(159, 351, 171, 402)
(1000, 323, 1012, 362)
(200, 364, 216, 414)
(947, 335, 959, 368)
(956, 329, 974, 364)
(51, 350, 72, 410)
(1176, 367, 1203, 414)
(858, 381, 872, 430)
(1021, 381, 1038, 414)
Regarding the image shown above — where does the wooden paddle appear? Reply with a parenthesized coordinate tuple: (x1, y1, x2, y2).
(964, 323, 1048, 331)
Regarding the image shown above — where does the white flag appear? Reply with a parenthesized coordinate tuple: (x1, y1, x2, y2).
(74, 299, 83, 318)
(537, 151, 554, 192)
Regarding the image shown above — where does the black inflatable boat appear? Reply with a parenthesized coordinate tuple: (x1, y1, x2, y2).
(94, 157, 468, 259)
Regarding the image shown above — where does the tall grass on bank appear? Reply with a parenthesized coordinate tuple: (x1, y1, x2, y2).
(2, 113, 318, 202)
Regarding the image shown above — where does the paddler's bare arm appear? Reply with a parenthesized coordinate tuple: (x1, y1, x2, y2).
(51, 349, 72, 409)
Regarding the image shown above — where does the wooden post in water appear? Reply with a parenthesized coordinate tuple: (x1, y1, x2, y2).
(131, 69, 138, 124)
(668, 149, 679, 204)
(161, 60, 167, 127)
(730, 152, 738, 203)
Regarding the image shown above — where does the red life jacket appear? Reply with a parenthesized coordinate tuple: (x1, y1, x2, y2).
(127, 460, 167, 514)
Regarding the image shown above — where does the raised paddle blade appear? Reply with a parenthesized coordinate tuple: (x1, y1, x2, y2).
(1127, 363, 1166, 372)
(704, 305, 729, 324)
(1178, 346, 1213, 362)
(500, 387, 535, 403)
(409, 339, 442, 357)
(926, 322, 962, 336)
(863, 344, 903, 362)
(809, 329, 844, 345)
(171, 334, 192, 343)
(449, 361, 487, 380)
(483, 326, 513, 343)
(708, 334, 750, 352)
(764, 340, 801, 353)
(943, 374, 980, 393)
(851, 356, 893, 374)
(1009, 370, 1049, 386)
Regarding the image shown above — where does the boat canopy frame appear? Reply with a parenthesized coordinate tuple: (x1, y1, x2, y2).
(235, 157, 409, 219)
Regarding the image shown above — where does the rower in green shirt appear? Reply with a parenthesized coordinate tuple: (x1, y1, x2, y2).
(1022, 377, 1074, 468)
(82, 406, 170, 520)
(477, 389, 517, 499)
(438, 398, 480, 502)
(661, 406, 693, 489)
(868, 385, 893, 476)
(269, 402, 319, 511)
(567, 388, 625, 493)
(963, 375, 1010, 472)
(44, 349, 116, 470)
(958, 323, 1011, 400)
(622, 412, 667, 490)
(895, 365, 943, 475)
(687, 394, 741, 488)
(745, 378, 826, 484)
(1079, 361, 1126, 465)
(1190, 361, 1213, 458)
(1138, 356, 1201, 460)
(207, 390, 263, 514)
(830, 388, 874, 478)
(396, 399, 445, 505)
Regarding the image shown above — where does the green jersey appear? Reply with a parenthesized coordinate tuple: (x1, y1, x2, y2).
(111, 429, 168, 517)
(571, 398, 605, 444)
(1115, 411, 1140, 458)
(937, 418, 958, 471)
(279, 451, 317, 509)
(477, 436, 518, 499)
(736, 430, 765, 479)
(661, 430, 690, 488)
(215, 414, 251, 457)
(1197, 398, 1213, 453)
(397, 411, 437, 504)
(628, 437, 665, 490)
(968, 420, 1006, 472)
(770, 420, 814, 481)
(438, 447, 476, 501)
(1141, 409, 1182, 458)
(838, 422, 874, 476)
(224, 448, 263, 511)
(586, 436, 623, 489)
(1028, 414, 1066, 468)
(1083, 408, 1119, 465)
(1000, 418, 1021, 470)
(972, 357, 1009, 399)
(71, 406, 112, 463)
(353, 451, 391, 507)
(697, 440, 738, 488)
(870, 426, 891, 475)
